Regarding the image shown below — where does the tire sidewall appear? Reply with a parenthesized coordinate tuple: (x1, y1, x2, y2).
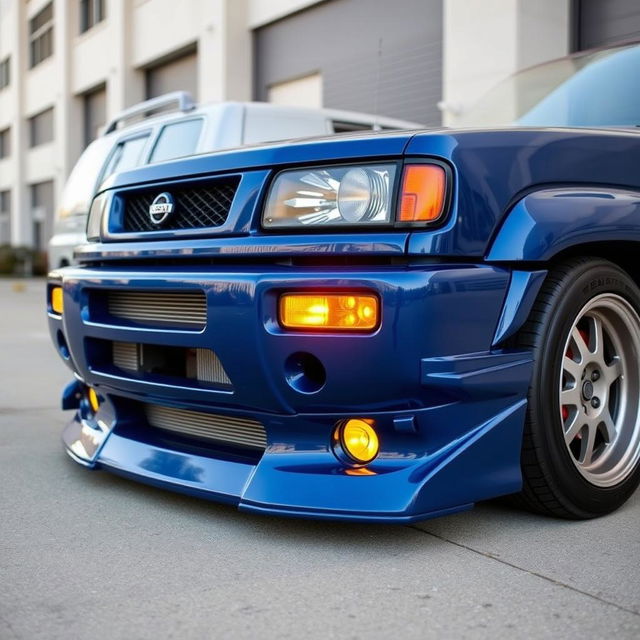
(530, 261, 640, 516)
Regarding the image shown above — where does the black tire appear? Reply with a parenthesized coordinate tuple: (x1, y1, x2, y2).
(515, 257, 640, 518)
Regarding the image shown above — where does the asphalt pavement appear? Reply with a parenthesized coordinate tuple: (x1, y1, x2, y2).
(1, 278, 639, 639)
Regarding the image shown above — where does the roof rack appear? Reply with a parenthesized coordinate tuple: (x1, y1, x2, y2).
(104, 91, 196, 134)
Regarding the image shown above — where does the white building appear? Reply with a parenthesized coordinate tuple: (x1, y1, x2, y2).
(0, 0, 638, 250)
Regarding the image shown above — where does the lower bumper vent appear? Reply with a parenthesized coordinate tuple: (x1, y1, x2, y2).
(145, 404, 267, 451)
(107, 290, 207, 328)
(112, 341, 231, 386)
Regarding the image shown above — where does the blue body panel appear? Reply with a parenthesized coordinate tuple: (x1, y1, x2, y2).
(49, 126, 640, 521)
(405, 128, 640, 257)
(487, 187, 640, 262)
(492, 270, 548, 346)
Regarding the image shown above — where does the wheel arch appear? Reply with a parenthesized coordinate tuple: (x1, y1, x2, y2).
(486, 186, 640, 263)
(488, 187, 640, 346)
(491, 245, 640, 347)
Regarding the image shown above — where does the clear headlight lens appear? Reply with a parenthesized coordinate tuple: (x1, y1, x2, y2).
(263, 164, 396, 228)
(86, 193, 109, 242)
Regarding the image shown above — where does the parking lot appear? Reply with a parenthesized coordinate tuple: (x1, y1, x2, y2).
(1, 278, 639, 639)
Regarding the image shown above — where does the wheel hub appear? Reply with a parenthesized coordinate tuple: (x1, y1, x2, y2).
(581, 380, 594, 401)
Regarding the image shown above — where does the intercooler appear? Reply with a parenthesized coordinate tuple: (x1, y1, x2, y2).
(144, 404, 267, 451)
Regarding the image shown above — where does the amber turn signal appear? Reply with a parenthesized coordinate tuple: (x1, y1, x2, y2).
(398, 164, 446, 223)
(51, 286, 64, 315)
(279, 293, 379, 331)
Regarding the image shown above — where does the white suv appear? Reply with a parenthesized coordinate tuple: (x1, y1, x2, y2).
(48, 92, 422, 268)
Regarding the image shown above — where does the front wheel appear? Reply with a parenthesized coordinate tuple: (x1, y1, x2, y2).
(516, 258, 640, 518)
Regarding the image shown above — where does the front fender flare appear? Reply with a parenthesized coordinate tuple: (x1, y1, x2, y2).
(486, 187, 640, 262)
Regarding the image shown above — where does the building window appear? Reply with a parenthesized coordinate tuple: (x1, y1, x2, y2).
(0, 190, 11, 245)
(29, 3, 54, 69)
(80, 0, 105, 33)
(83, 84, 106, 147)
(28, 108, 54, 148)
(0, 56, 9, 90)
(0, 191, 9, 213)
(30, 181, 54, 250)
(145, 47, 198, 100)
(0, 127, 10, 158)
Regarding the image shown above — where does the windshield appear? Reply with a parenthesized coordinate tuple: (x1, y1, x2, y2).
(459, 43, 640, 128)
(55, 135, 113, 222)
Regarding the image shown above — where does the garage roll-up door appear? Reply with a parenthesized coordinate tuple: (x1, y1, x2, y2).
(254, 0, 442, 125)
(576, 0, 640, 51)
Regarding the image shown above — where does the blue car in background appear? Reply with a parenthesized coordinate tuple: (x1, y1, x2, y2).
(47, 42, 640, 522)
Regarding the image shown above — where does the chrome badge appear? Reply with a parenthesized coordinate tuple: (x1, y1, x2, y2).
(149, 192, 175, 225)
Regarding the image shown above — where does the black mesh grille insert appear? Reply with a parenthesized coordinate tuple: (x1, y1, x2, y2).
(122, 177, 240, 232)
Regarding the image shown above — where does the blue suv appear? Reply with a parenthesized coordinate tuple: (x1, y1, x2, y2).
(47, 43, 640, 523)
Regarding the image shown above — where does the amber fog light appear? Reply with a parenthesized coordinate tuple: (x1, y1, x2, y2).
(334, 419, 379, 465)
(280, 293, 379, 331)
(50, 286, 64, 315)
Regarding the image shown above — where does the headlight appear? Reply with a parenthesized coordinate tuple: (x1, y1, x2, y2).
(86, 193, 109, 242)
(263, 164, 397, 228)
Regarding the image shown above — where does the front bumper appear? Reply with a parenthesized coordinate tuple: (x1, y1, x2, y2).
(48, 263, 532, 522)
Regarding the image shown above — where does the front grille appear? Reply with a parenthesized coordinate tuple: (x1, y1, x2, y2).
(122, 177, 240, 232)
(145, 404, 267, 451)
(107, 290, 207, 328)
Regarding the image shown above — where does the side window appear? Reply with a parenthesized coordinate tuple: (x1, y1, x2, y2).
(102, 134, 150, 179)
(149, 119, 203, 164)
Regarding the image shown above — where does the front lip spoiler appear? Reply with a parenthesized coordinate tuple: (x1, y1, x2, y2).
(63, 443, 96, 468)
(237, 501, 473, 524)
(60, 396, 527, 523)
(61, 424, 475, 521)
(61, 411, 111, 466)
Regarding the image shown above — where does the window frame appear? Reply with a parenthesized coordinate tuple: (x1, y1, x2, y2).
(79, 0, 105, 34)
(0, 127, 10, 158)
(29, 3, 54, 69)
(0, 189, 11, 245)
(0, 56, 10, 90)
(82, 84, 107, 147)
(29, 180, 54, 250)
(0, 190, 10, 215)
(28, 108, 54, 148)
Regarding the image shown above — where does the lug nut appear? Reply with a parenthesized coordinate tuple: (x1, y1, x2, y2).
(591, 397, 601, 409)
(591, 371, 600, 382)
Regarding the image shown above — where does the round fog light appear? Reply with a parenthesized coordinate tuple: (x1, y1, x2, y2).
(88, 388, 100, 413)
(336, 419, 379, 465)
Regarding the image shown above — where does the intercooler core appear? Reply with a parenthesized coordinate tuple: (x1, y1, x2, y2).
(110, 341, 232, 387)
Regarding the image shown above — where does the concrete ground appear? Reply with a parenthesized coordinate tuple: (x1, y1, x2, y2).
(1, 278, 639, 639)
